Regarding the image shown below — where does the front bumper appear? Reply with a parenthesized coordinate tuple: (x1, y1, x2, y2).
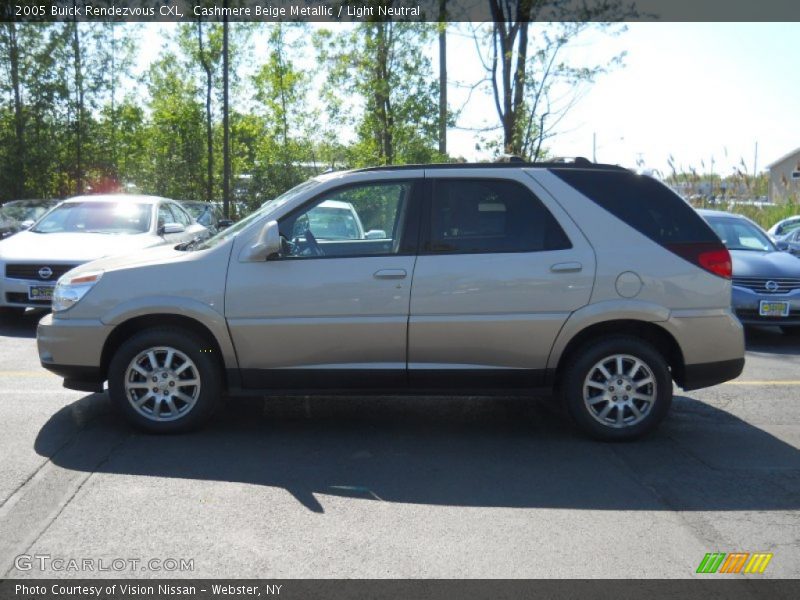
(37, 313, 111, 392)
(732, 286, 800, 326)
(1, 275, 55, 308)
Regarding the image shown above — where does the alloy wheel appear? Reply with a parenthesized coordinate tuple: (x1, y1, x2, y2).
(583, 353, 657, 429)
(123, 346, 201, 422)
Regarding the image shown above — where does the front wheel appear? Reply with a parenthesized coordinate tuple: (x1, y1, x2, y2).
(560, 336, 672, 441)
(108, 328, 221, 433)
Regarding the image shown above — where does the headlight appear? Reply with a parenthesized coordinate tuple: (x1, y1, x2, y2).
(52, 270, 104, 312)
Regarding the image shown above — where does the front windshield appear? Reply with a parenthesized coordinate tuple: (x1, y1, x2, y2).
(707, 217, 776, 252)
(195, 179, 322, 250)
(31, 202, 151, 234)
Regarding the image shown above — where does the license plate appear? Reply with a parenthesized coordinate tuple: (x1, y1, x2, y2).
(28, 285, 55, 301)
(759, 300, 790, 317)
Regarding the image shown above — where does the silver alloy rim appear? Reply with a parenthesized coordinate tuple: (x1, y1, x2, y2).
(124, 346, 201, 422)
(583, 353, 657, 429)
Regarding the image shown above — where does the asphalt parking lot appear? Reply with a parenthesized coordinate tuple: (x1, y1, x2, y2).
(0, 311, 798, 579)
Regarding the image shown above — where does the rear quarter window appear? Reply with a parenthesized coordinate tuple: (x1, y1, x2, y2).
(552, 170, 719, 245)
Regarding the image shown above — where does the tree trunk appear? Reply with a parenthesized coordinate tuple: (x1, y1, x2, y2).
(196, 21, 214, 202)
(6, 23, 26, 197)
(489, 0, 533, 156)
(222, 14, 231, 219)
(438, 0, 447, 156)
(71, 21, 84, 194)
(275, 25, 289, 153)
(110, 23, 117, 177)
(373, 23, 394, 164)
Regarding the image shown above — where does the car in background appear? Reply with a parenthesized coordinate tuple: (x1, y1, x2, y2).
(180, 200, 233, 235)
(0, 199, 60, 239)
(780, 227, 800, 257)
(699, 209, 800, 335)
(0, 194, 207, 313)
(290, 199, 387, 241)
(767, 215, 800, 241)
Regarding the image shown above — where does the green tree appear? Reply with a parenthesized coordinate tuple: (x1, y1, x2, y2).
(144, 54, 206, 200)
(248, 23, 315, 203)
(315, 21, 442, 166)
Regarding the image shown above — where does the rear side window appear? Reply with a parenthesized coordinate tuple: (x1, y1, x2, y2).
(552, 170, 719, 245)
(426, 179, 571, 254)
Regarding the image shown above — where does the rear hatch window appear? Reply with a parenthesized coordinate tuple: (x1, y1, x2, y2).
(551, 169, 718, 244)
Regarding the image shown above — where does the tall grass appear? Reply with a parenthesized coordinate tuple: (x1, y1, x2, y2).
(665, 154, 799, 230)
(690, 199, 799, 230)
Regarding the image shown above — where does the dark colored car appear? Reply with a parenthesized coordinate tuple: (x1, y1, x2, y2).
(180, 201, 233, 235)
(0, 199, 59, 239)
(699, 209, 800, 335)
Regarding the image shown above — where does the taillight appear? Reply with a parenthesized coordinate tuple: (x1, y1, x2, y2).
(667, 243, 732, 279)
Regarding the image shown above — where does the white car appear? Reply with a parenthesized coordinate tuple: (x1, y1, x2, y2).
(0, 194, 207, 313)
(289, 199, 387, 241)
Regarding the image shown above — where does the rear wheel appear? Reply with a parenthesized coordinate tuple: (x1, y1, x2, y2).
(560, 336, 672, 441)
(108, 328, 221, 433)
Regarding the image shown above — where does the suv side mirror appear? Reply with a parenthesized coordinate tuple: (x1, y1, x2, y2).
(20, 219, 35, 229)
(776, 240, 789, 252)
(364, 229, 387, 240)
(241, 220, 281, 262)
(159, 222, 185, 235)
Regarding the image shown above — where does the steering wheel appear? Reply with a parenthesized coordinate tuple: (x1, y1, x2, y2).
(304, 228, 324, 256)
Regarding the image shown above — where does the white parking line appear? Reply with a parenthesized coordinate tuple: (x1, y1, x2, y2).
(724, 380, 800, 385)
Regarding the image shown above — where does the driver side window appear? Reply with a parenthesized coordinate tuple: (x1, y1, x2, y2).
(278, 182, 412, 259)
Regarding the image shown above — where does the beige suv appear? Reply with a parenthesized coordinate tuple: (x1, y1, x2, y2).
(37, 162, 745, 440)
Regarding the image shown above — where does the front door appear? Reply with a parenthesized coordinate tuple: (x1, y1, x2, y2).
(225, 177, 422, 390)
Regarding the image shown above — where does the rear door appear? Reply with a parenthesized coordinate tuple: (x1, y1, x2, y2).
(408, 170, 595, 388)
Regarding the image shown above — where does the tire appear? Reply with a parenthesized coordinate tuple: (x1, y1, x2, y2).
(560, 336, 672, 441)
(781, 326, 800, 336)
(108, 328, 221, 433)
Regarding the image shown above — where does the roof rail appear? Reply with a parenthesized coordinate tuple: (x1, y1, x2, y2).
(351, 157, 628, 173)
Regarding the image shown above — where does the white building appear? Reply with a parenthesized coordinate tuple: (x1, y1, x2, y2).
(768, 147, 800, 202)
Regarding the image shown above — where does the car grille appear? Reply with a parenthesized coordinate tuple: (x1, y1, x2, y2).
(4, 263, 78, 281)
(5, 292, 50, 307)
(732, 277, 800, 294)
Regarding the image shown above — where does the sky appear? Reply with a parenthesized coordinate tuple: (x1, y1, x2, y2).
(136, 21, 799, 177)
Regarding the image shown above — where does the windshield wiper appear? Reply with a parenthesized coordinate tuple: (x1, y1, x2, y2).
(176, 235, 204, 251)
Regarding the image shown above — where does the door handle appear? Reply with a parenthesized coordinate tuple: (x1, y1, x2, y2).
(550, 262, 583, 273)
(373, 269, 407, 280)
